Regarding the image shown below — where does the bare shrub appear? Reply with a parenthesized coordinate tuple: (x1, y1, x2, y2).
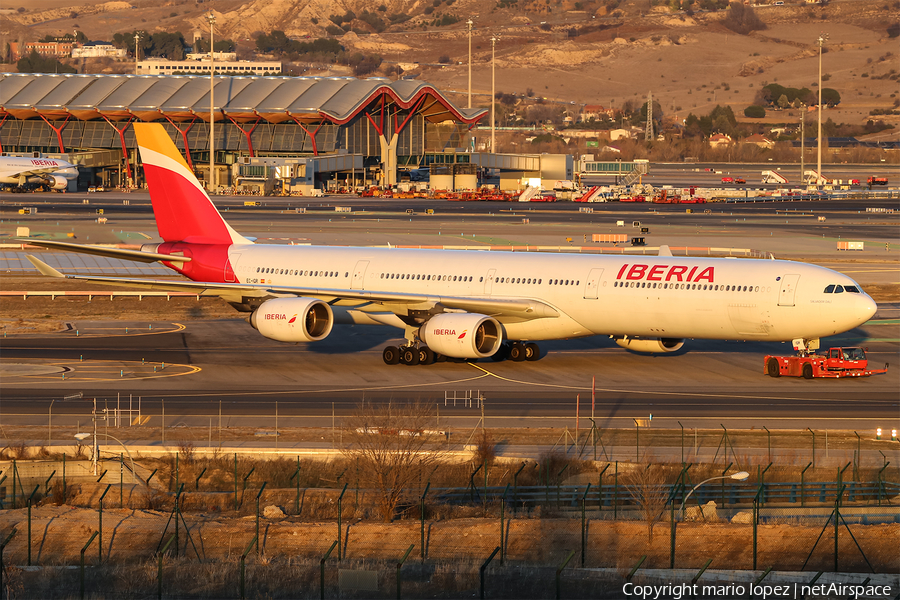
(473, 431, 498, 468)
(50, 478, 76, 505)
(624, 465, 672, 542)
(177, 440, 195, 465)
(74, 442, 87, 459)
(341, 401, 446, 522)
(7, 442, 30, 459)
(139, 488, 171, 511)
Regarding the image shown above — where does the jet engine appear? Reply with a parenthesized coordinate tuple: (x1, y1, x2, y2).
(614, 336, 685, 353)
(250, 297, 333, 342)
(419, 313, 502, 359)
(48, 175, 69, 190)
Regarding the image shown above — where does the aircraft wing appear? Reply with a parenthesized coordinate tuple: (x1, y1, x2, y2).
(0, 166, 63, 179)
(18, 239, 190, 263)
(25, 255, 559, 320)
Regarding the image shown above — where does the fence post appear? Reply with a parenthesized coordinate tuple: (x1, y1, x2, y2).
(597, 464, 609, 510)
(759, 463, 773, 507)
(853, 431, 860, 481)
(234, 454, 238, 511)
(98, 484, 112, 564)
(555, 550, 576, 600)
(807, 428, 816, 468)
(500, 483, 510, 564)
(1, 529, 18, 595)
(26, 485, 39, 565)
(396, 544, 414, 600)
(720, 462, 733, 508)
(80, 531, 100, 600)
(479, 546, 501, 600)
(801, 462, 812, 507)
(320, 540, 338, 600)
(512, 462, 526, 512)
(613, 461, 618, 519)
(581, 483, 591, 567)
(337, 482, 348, 560)
(120, 453, 124, 508)
(63, 454, 66, 501)
(256, 482, 268, 555)
(194, 467, 207, 491)
(876, 462, 890, 506)
(753, 485, 763, 570)
(763, 426, 771, 464)
(556, 465, 568, 508)
(834, 483, 844, 572)
(421, 481, 431, 560)
(158, 534, 176, 600)
(240, 534, 258, 600)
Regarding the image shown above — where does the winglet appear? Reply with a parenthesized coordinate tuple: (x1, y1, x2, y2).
(26, 255, 65, 278)
(658, 244, 673, 257)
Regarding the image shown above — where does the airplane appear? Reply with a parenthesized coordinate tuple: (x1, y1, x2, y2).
(22, 122, 877, 365)
(0, 155, 78, 190)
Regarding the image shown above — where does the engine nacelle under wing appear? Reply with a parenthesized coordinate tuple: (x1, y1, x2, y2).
(614, 336, 685, 353)
(419, 313, 502, 359)
(49, 175, 68, 190)
(250, 297, 333, 342)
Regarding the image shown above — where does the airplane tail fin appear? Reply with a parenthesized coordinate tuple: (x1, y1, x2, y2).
(133, 123, 250, 245)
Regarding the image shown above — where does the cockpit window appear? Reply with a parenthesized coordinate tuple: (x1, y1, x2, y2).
(834, 285, 844, 293)
(824, 285, 835, 293)
(844, 285, 860, 293)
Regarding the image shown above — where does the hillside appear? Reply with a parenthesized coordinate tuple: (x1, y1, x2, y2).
(1, 0, 898, 130)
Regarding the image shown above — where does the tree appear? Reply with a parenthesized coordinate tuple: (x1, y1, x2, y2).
(721, 2, 766, 35)
(17, 49, 76, 74)
(744, 105, 766, 118)
(777, 94, 790, 109)
(820, 88, 841, 107)
(341, 402, 446, 522)
(624, 465, 672, 542)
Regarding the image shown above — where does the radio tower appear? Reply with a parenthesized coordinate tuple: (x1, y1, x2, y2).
(645, 91, 653, 141)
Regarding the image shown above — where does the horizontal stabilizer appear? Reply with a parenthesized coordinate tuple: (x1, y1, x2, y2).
(25, 255, 65, 278)
(658, 244, 673, 257)
(17, 239, 191, 263)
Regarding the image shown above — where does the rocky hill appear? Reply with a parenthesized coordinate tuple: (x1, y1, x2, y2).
(2, 0, 898, 128)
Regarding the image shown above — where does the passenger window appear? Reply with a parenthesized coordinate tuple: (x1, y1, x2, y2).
(834, 286, 844, 293)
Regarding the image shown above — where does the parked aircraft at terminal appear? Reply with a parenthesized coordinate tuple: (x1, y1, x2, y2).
(0, 155, 78, 190)
(23, 124, 876, 365)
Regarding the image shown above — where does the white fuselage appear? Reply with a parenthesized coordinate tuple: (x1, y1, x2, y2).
(0, 156, 78, 185)
(224, 244, 875, 343)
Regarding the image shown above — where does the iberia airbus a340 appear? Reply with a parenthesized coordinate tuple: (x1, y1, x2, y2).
(23, 123, 876, 365)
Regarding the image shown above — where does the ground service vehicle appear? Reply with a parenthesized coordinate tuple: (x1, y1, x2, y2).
(721, 177, 733, 183)
(867, 177, 888, 186)
(765, 347, 888, 379)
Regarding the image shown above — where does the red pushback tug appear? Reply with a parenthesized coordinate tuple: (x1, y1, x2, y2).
(765, 347, 889, 379)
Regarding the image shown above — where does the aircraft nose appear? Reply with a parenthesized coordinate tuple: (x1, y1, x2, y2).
(854, 294, 877, 327)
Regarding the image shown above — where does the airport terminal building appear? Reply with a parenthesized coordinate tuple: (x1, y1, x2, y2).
(0, 72, 488, 190)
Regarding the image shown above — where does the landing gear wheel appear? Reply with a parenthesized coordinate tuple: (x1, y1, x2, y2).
(419, 347, 435, 365)
(802, 363, 814, 379)
(509, 343, 526, 362)
(402, 347, 420, 366)
(766, 358, 780, 377)
(383, 346, 400, 365)
(524, 342, 540, 361)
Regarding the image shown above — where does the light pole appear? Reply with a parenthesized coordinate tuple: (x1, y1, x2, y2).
(679, 471, 749, 520)
(799, 102, 805, 185)
(467, 19, 474, 109)
(490, 35, 497, 154)
(73, 433, 140, 485)
(208, 11, 217, 193)
(133, 32, 140, 75)
(816, 33, 827, 187)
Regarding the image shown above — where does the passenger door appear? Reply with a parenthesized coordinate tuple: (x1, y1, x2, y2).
(584, 268, 604, 299)
(778, 274, 800, 306)
(484, 269, 496, 295)
(351, 260, 369, 290)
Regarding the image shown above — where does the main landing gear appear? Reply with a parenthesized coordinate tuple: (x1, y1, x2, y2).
(383, 345, 438, 365)
(382, 342, 541, 365)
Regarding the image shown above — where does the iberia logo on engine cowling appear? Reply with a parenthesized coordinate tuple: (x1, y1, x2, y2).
(457, 330, 467, 340)
(288, 314, 298, 324)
